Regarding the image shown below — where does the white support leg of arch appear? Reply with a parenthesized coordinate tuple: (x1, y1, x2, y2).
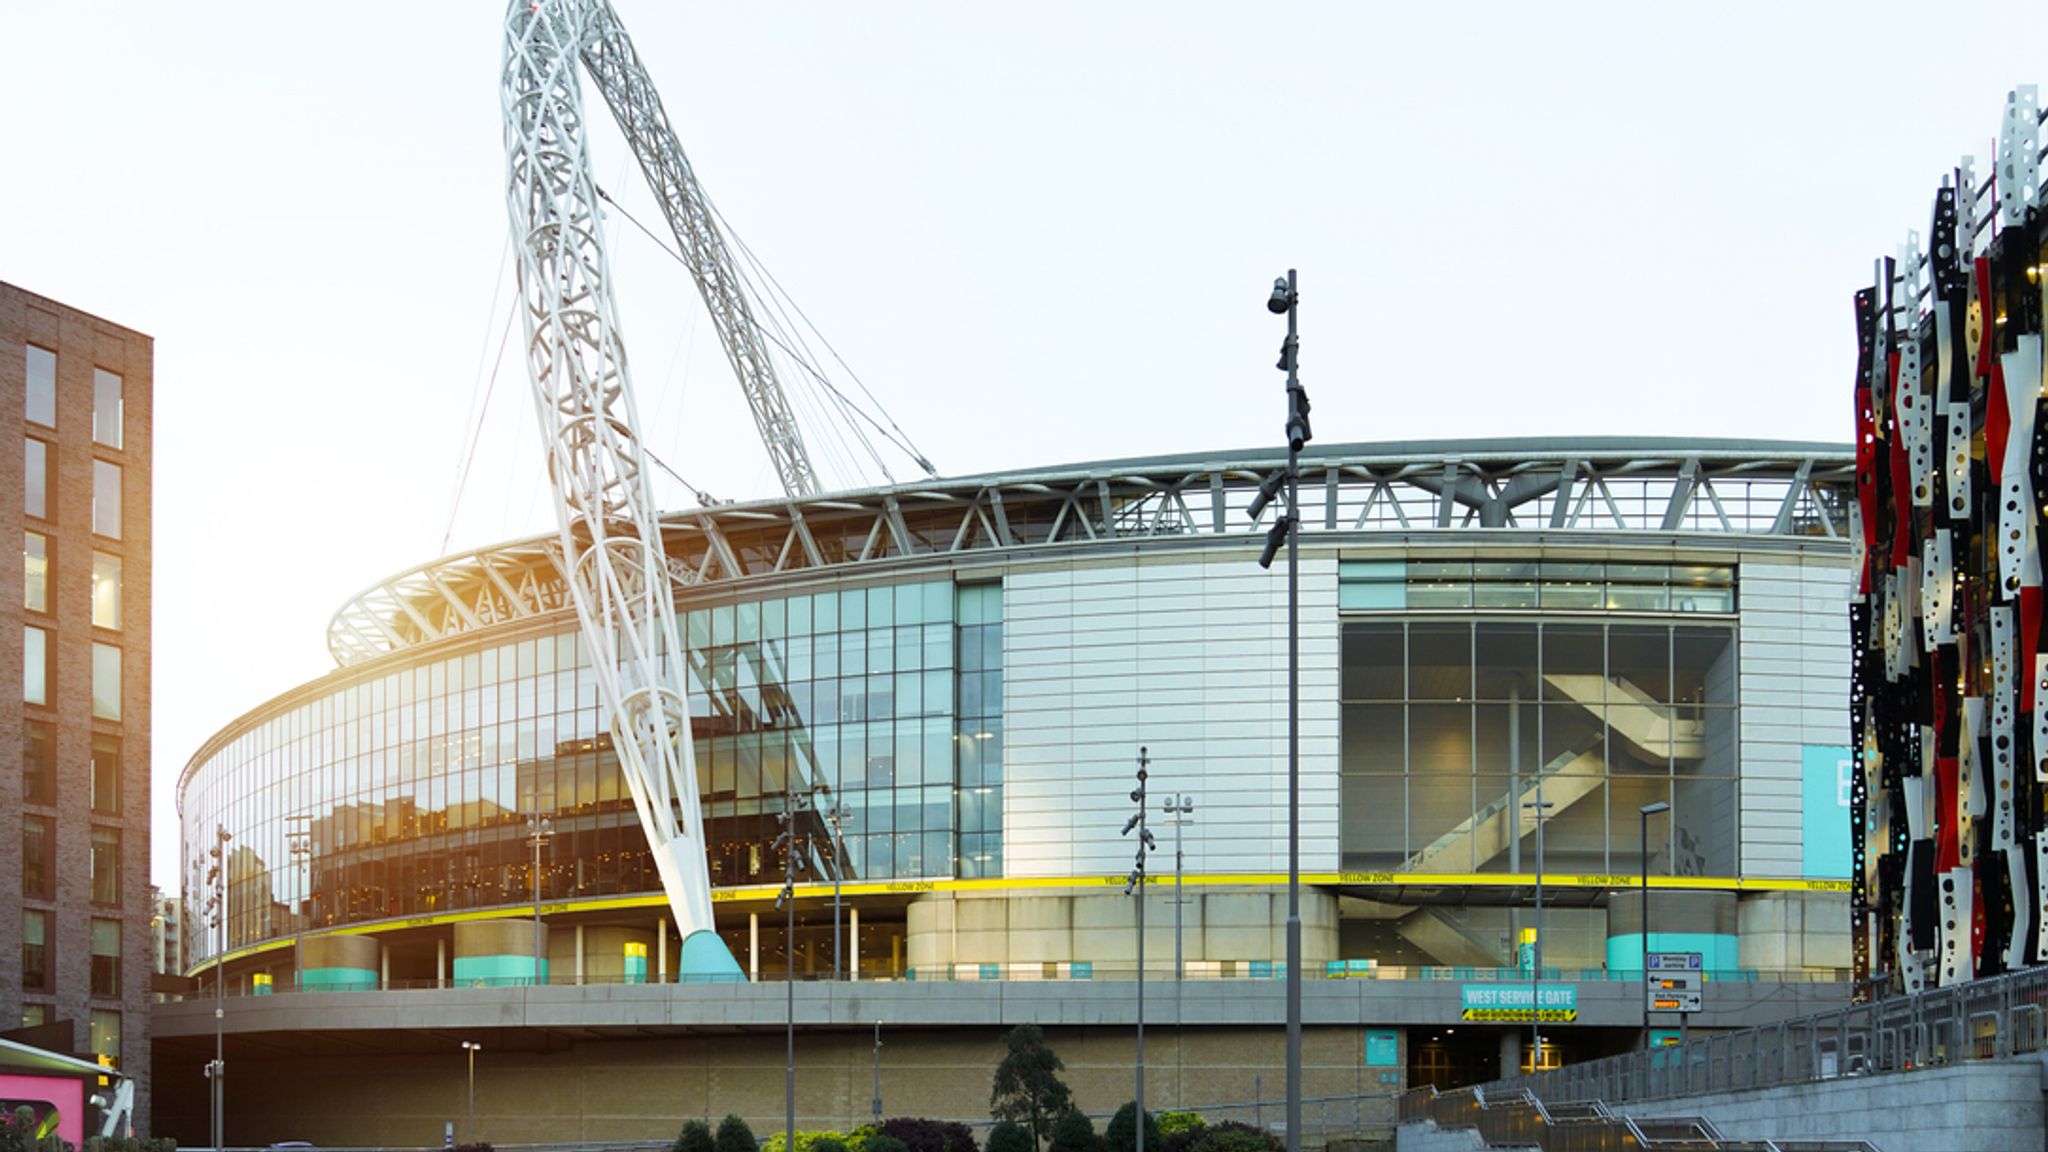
(501, 0, 739, 980)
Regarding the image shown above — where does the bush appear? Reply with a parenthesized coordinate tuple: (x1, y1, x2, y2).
(1104, 1104, 1161, 1152)
(1047, 1110, 1098, 1152)
(866, 1136, 910, 1152)
(880, 1118, 978, 1152)
(1155, 1113, 1203, 1139)
(716, 1114, 760, 1152)
(86, 1141, 178, 1152)
(763, 1133, 856, 1152)
(1187, 1123, 1279, 1152)
(1, 1105, 68, 1152)
(985, 1120, 1033, 1152)
(677, 1120, 717, 1152)
(844, 1127, 879, 1152)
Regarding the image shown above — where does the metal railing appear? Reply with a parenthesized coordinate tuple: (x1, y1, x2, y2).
(1400, 1084, 1880, 1151)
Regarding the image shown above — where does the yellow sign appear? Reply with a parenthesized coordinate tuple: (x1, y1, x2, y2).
(1461, 1008, 1578, 1023)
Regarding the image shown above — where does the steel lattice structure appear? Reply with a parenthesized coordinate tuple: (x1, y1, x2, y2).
(330, 437, 1851, 666)
(500, 0, 744, 977)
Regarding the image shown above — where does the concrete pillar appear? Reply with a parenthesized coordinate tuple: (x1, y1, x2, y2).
(657, 918, 668, 983)
(1501, 1030, 1522, 1078)
(575, 924, 585, 985)
(379, 944, 390, 990)
(851, 906, 860, 981)
(749, 912, 760, 981)
(436, 938, 446, 987)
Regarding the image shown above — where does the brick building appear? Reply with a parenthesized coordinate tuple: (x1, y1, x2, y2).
(0, 281, 154, 1132)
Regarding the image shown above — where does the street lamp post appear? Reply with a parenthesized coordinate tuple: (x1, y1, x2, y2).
(1639, 801, 1671, 1049)
(1523, 796, 1553, 1074)
(204, 825, 231, 1152)
(871, 1020, 883, 1124)
(527, 816, 553, 987)
(1162, 795, 1195, 980)
(775, 797, 810, 1152)
(1253, 269, 1311, 1152)
(1122, 748, 1157, 1152)
(461, 1040, 481, 1143)
(817, 792, 849, 980)
(286, 815, 311, 988)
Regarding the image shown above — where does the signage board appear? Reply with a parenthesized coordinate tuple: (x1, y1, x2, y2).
(1364, 1030, 1399, 1067)
(1646, 952, 1702, 1013)
(1460, 984, 1577, 1022)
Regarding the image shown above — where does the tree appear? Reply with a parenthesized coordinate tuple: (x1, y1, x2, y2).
(986, 1120, 1034, 1152)
(716, 1114, 760, 1152)
(1104, 1103, 1161, 1152)
(1047, 1110, 1098, 1152)
(867, 1136, 910, 1152)
(879, 1118, 979, 1152)
(676, 1120, 717, 1152)
(990, 1024, 1074, 1151)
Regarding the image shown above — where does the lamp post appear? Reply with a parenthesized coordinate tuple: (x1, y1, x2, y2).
(817, 791, 849, 980)
(1252, 269, 1310, 1152)
(871, 1020, 883, 1124)
(527, 816, 554, 986)
(286, 815, 311, 988)
(1639, 801, 1671, 1049)
(461, 1040, 481, 1143)
(775, 796, 810, 1152)
(203, 825, 231, 1152)
(1522, 797, 1552, 1074)
(1162, 794, 1195, 980)
(1122, 747, 1157, 1152)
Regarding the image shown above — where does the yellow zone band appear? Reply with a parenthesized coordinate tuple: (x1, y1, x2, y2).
(1460, 1009, 1579, 1023)
(190, 871, 1851, 975)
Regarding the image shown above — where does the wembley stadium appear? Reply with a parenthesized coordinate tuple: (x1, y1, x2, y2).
(157, 437, 1861, 1144)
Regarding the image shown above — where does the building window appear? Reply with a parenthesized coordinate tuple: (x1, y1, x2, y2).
(91, 733, 121, 815)
(25, 346, 55, 426)
(22, 815, 52, 899)
(956, 582, 1004, 879)
(23, 911, 49, 992)
(24, 532, 46, 613)
(89, 1010, 120, 1065)
(23, 719, 51, 806)
(90, 825, 120, 904)
(91, 918, 121, 997)
(20, 1004, 46, 1028)
(92, 551, 121, 630)
(93, 460, 122, 539)
(93, 368, 123, 449)
(92, 642, 121, 720)
(24, 439, 49, 520)
(24, 625, 47, 705)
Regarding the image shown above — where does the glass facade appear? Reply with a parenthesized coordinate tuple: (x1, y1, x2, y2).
(1339, 566, 1739, 876)
(182, 578, 1007, 960)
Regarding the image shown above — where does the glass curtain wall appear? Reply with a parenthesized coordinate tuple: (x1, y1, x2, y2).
(182, 578, 1005, 963)
(1340, 585, 1738, 877)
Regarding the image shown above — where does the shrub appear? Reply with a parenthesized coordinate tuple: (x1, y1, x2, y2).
(1047, 1110, 1098, 1152)
(880, 1118, 979, 1152)
(677, 1120, 717, 1152)
(1104, 1104, 1161, 1152)
(1, 1105, 68, 1152)
(1187, 1122, 1279, 1152)
(985, 1120, 1034, 1152)
(763, 1133, 855, 1152)
(844, 1127, 879, 1152)
(866, 1136, 910, 1152)
(1155, 1113, 1203, 1139)
(716, 1114, 760, 1152)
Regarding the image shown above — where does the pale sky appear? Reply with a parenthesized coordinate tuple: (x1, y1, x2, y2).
(4, 1, 2045, 886)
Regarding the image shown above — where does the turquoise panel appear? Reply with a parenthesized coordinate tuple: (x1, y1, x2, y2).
(676, 929, 745, 983)
(1070, 962, 1092, 979)
(1339, 561, 1406, 610)
(1802, 744, 1853, 878)
(300, 966, 377, 992)
(623, 953, 647, 985)
(1605, 933, 1738, 975)
(1365, 1030, 1399, 1067)
(453, 955, 547, 987)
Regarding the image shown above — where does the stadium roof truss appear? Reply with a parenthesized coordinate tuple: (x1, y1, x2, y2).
(329, 441, 1851, 667)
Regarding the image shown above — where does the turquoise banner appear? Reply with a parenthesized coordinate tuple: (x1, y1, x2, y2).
(1801, 744, 1852, 878)
(1365, 1030, 1399, 1067)
(454, 955, 547, 987)
(1605, 933, 1737, 975)
(299, 966, 376, 992)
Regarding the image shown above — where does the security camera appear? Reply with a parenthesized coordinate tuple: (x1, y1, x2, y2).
(1266, 277, 1292, 314)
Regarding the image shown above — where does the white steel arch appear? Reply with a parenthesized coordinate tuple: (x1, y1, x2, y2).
(500, 0, 742, 979)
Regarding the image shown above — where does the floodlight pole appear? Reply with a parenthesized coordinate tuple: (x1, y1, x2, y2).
(1123, 747, 1155, 1152)
(528, 816, 553, 986)
(1273, 268, 1306, 1152)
